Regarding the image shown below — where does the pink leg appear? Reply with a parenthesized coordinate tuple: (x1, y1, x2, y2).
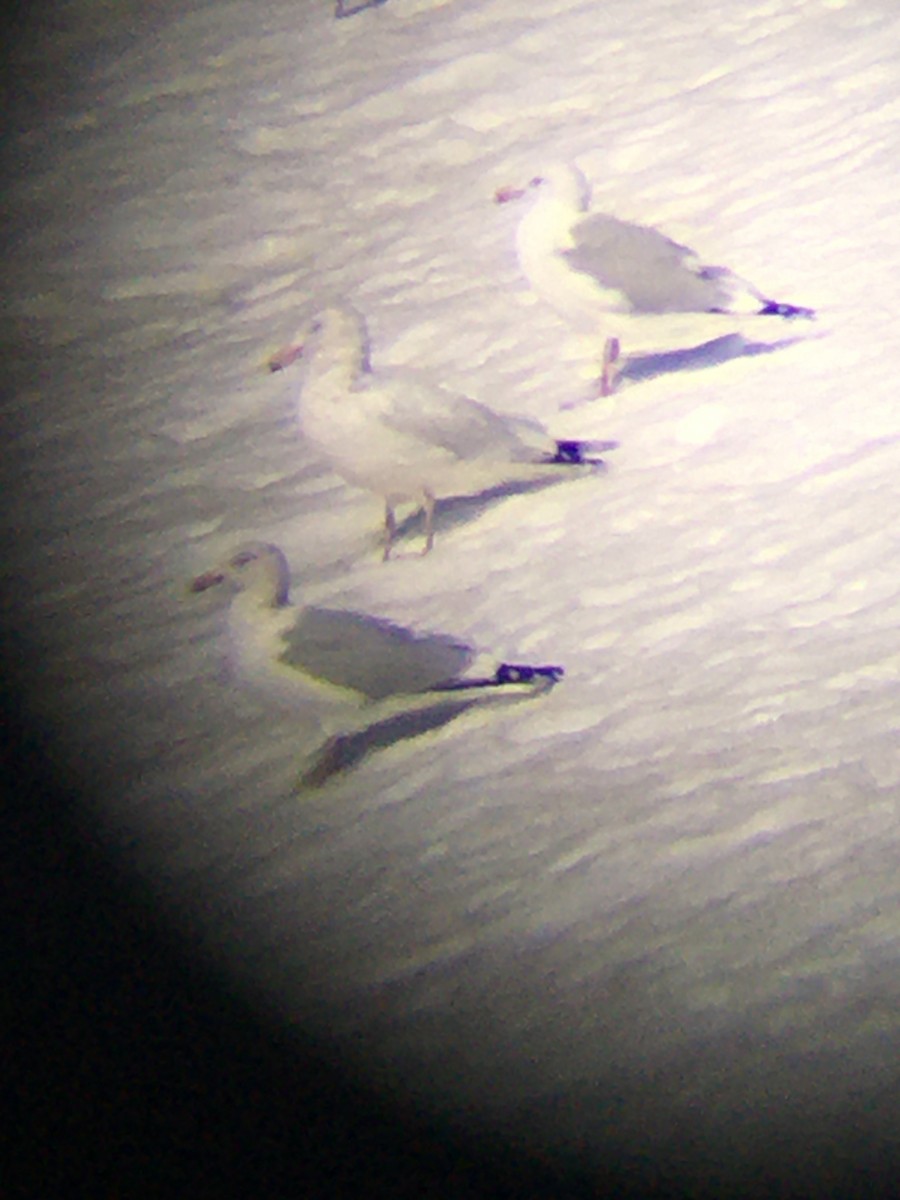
(420, 490, 436, 556)
(382, 503, 397, 562)
(598, 336, 621, 397)
(267, 343, 304, 373)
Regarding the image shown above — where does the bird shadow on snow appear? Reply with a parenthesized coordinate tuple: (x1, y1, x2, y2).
(297, 698, 479, 789)
(390, 464, 613, 553)
(617, 331, 810, 389)
(334, 0, 388, 17)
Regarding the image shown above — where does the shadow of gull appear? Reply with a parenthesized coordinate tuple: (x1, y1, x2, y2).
(298, 698, 480, 788)
(390, 447, 617, 551)
(335, 0, 388, 17)
(618, 332, 809, 388)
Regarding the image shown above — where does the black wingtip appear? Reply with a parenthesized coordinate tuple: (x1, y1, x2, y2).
(550, 439, 617, 466)
(758, 300, 816, 320)
(430, 663, 565, 692)
(495, 663, 565, 685)
(551, 440, 585, 464)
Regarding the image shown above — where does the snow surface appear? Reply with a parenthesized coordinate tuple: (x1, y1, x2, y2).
(3, 0, 900, 1188)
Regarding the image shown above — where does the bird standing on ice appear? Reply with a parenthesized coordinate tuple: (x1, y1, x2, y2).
(191, 542, 563, 786)
(270, 304, 610, 559)
(497, 163, 814, 396)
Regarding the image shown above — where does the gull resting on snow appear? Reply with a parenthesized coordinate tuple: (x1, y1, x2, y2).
(191, 542, 563, 786)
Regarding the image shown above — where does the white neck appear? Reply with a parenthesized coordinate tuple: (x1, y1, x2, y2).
(302, 317, 367, 409)
(517, 199, 605, 329)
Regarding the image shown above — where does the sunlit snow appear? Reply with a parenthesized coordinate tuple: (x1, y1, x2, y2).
(3, 0, 899, 1187)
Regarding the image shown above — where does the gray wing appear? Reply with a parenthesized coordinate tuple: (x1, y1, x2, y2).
(564, 213, 734, 314)
(280, 607, 473, 699)
(371, 373, 550, 463)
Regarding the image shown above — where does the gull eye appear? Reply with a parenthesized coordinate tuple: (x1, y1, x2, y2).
(230, 549, 259, 569)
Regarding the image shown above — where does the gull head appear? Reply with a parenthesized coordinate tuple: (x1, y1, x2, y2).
(495, 162, 592, 213)
(268, 303, 368, 373)
(190, 542, 291, 609)
(532, 163, 592, 212)
(305, 303, 367, 356)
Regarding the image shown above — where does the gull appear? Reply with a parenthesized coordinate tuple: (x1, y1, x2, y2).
(191, 542, 564, 786)
(269, 304, 611, 559)
(497, 162, 815, 395)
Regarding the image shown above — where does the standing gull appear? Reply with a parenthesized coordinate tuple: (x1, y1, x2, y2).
(497, 163, 814, 395)
(191, 542, 563, 786)
(270, 304, 610, 559)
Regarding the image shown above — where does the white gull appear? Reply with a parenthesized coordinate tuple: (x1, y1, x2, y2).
(191, 542, 563, 786)
(270, 304, 611, 558)
(498, 162, 814, 395)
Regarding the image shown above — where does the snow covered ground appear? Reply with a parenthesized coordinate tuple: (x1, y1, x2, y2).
(4, 0, 900, 1189)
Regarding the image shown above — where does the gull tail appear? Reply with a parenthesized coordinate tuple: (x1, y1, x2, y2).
(703, 268, 815, 320)
(757, 299, 816, 320)
(432, 663, 564, 690)
(549, 439, 618, 466)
